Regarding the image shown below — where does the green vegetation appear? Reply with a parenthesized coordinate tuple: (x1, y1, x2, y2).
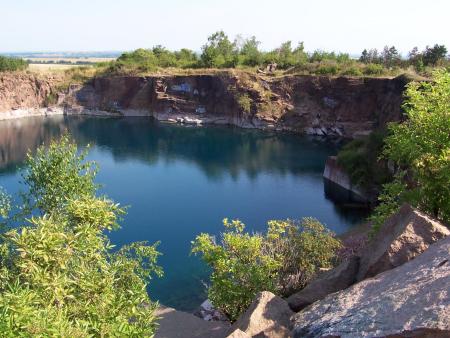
(337, 130, 391, 190)
(89, 31, 448, 78)
(0, 135, 162, 336)
(0, 56, 28, 72)
(236, 93, 252, 113)
(369, 70, 450, 232)
(191, 218, 341, 321)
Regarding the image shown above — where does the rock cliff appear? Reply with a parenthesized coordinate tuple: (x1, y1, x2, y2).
(65, 73, 408, 138)
(0, 71, 409, 138)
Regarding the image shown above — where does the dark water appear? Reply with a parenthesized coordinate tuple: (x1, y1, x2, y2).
(0, 116, 367, 310)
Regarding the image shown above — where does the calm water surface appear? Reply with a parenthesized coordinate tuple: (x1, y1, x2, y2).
(0, 116, 366, 310)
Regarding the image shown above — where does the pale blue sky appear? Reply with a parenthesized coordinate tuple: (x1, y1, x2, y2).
(1, 0, 449, 55)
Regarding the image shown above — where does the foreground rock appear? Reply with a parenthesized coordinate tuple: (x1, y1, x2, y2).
(155, 306, 229, 338)
(357, 203, 450, 281)
(229, 291, 293, 338)
(291, 236, 450, 337)
(287, 256, 359, 312)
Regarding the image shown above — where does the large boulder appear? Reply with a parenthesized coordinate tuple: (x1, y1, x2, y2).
(357, 203, 450, 281)
(287, 256, 359, 312)
(229, 291, 294, 338)
(155, 306, 229, 338)
(291, 236, 450, 338)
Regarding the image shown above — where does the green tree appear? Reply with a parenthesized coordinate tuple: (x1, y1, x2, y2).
(191, 218, 341, 321)
(239, 36, 263, 67)
(200, 31, 238, 68)
(0, 136, 162, 336)
(370, 70, 450, 231)
(423, 44, 448, 66)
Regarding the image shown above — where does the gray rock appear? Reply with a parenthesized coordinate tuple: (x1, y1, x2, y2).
(287, 256, 359, 312)
(155, 306, 229, 338)
(226, 329, 250, 338)
(230, 291, 293, 338)
(357, 203, 450, 281)
(291, 236, 450, 338)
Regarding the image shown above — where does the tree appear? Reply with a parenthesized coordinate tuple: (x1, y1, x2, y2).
(381, 45, 400, 67)
(200, 31, 238, 68)
(0, 135, 162, 336)
(423, 44, 448, 66)
(360, 49, 369, 63)
(239, 36, 263, 67)
(370, 70, 450, 231)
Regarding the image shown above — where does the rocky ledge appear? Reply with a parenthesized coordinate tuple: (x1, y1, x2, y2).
(0, 72, 410, 138)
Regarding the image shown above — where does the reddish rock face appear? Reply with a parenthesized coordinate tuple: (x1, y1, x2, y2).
(0, 72, 408, 138)
(0, 72, 58, 112)
(67, 73, 408, 137)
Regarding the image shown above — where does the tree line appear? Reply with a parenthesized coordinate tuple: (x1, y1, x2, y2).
(107, 31, 449, 75)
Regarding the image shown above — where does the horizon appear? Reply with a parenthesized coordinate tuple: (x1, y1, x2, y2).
(1, 0, 449, 56)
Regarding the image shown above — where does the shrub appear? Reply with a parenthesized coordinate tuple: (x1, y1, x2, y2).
(341, 66, 363, 76)
(370, 69, 450, 233)
(336, 130, 391, 189)
(316, 63, 339, 75)
(191, 218, 341, 321)
(0, 135, 162, 336)
(236, 93, 252, 113)
(0, 56, 28, 72)
(363, 63, 384, 75)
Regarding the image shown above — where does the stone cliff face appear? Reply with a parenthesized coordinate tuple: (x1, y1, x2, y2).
(65, 73, 409, 138)
(0, 71, 409, 138)
(0, 72, 61, 111)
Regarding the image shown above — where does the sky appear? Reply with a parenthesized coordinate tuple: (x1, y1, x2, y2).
(1, 0, 449, 55)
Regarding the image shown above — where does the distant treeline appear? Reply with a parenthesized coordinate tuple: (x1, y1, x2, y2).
(105, 31, 449, 76)
(0, 56, 28, 72)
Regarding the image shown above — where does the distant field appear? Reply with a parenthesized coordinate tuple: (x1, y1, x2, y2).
(28, 63, 86, 73)
(27, 57, 116, 64)
(27, 57, 115, 73)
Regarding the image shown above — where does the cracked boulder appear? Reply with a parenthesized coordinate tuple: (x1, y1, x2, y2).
(287, 256, 359, 312)
(357, 203, 450, 281)
(291, 236, 450, 338)
(229, 291, 293, 338)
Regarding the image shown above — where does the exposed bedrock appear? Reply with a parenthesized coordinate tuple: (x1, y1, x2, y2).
(63, 73, 409, 138)
(0, 72, 409, 138)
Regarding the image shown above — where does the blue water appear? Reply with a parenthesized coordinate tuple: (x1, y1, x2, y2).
(0, 116, 366, 310)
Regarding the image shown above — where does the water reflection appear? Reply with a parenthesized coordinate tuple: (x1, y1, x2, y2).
(0, 116, 340, 179)
(0, 115, 367, 310)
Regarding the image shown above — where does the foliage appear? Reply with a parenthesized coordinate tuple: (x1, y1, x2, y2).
(337, 130, 391, 189)
(0, 56, 28, 72)
(191, 218, 341, 321)
(363, 63, 384, 75)
(0, 135, 162, 336)
(200, 31, 238, 68)
(370, 70, 450, 232)
(21, 134, 98, 215)
(236, 93, 252, 113)
(99, 32, 448, 77)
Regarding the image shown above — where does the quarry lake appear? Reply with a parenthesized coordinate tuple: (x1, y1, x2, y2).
(0, 115, 367, 310)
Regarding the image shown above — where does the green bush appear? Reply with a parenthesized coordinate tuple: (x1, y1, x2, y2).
(336, 130, 391, 189)
(0, 135, 162, 336)
(341, 66, 363, 76)
(363, 63, 384, 75)
(191, 218, 341, 321)
(236, 93, 252, 113)
(316, 63, 339, 75)
(370, 69, 450, 233)
(0, 56, 28, 72)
